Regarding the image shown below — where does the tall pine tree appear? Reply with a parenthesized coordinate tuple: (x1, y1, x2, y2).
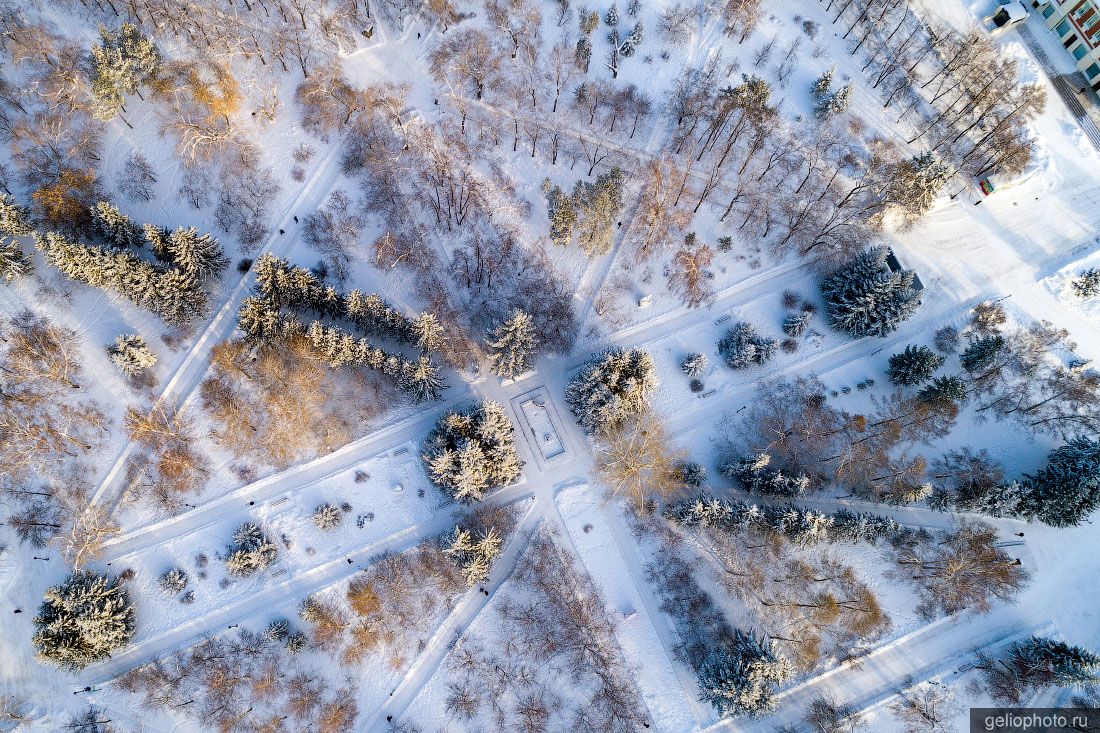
(488, 310, 538, 380)
(887, 344, 944, 386)
(822, 248, 922, 338)
(0, 194, 34, 283)
(90, 23, 160, 122)
(1018, 437, 1100, 527)
(33, 572, 135, 670)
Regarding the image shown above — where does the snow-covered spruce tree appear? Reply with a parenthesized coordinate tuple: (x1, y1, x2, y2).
(1017, 437, 1100, 527)
(619, 22, 644, 57)
(422, 401, 524, 502)
(887, 152, 953, 223)
(265, 618, 290, 642)
(107, 333, 158, 376)
(681, 352, 708, 377)
(721, 453, 810, 497)
(90, 23, 160, 122)
(237, 296, 287, 343)
(678, 460, 707, 487)
(887, 345, 944, 386)
(1072, 268, 1100, 298)
(1008, 637, 1100, 687)
(545, 180, 578, 246)
(224, 523, 278, 576)
(91, 201, 144, 250)
(163, 227, 228, 285)
(488, 310, 538, 380)
(0, 192, 33, 280)
(815, 84, 852, 119)
(782, 312, 812, 338)
(811, 67, 834, 99)
(718, 322, 777, 369)
(821, 248, 922, 338)
(0, 193, 32, 241)
(574, 167, 625, 256)
(412, 312, 445, 354)
(960, 334, 1004, 373)
(697, 630, 793, 716)
(575, 36, 592, 73)
(312, 503, 343, 530)
(947, 480, 1025, 518)
(604, 3, 619, 25)
(444, 525, 503, 586)
(917, 375, 967, 407)
(981, 636, 1100, 703)
(34, 231, 209, 325)
(566, 347, 657, 435)
(402, 355, 445, 403)
(33, 571, 135, 670)
(0, 194, 33, 284)
(0, 241, 32, 284)
(158, 568, 188, 595)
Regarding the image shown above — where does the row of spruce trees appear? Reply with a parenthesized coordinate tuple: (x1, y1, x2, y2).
(0, 195, 228, 325)
(237, 253, 447, 402)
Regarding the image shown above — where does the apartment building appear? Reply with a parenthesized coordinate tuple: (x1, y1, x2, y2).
(1031, 0, 1100, 90)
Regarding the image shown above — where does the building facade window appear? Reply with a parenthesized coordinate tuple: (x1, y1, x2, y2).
(1087, 62, 1100, 78)
(1056, 18, 1073, 35)
(1073, 42, 1089, 58)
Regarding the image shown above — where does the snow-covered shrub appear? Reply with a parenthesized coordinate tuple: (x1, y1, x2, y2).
(934, 325, 959, 353)
(697, 630, 793, 716)
(887, 345, 944, 386)
(1072, 269, 1100, 298)
(566, 347, 657, 434)
(970, 300, 1007, 333)
(107, 334, 158, 376)
(721, 453, 809, 497)
(821, 248, 922, 338)
(422, 401, 523, 502)
(158, 568, 189, 595)
(224, 523, 278, 576)
(718, 322, 777, 369)
(312, 503, 343, 531)
(33, 572, 135, 670)
(681, 352, 708, 377)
